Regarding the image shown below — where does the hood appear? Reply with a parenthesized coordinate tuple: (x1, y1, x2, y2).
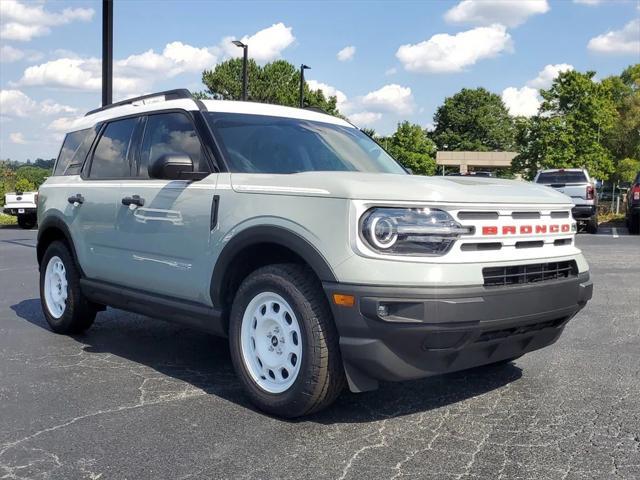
(230, 172, 572, 205)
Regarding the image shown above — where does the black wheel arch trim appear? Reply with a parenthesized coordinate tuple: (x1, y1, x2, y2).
(37, 214, 84, 275)
(210, 225, 337, 307)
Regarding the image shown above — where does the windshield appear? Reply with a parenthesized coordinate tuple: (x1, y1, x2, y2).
(536, 171, 587, 184)
(206, 112, 406, 174)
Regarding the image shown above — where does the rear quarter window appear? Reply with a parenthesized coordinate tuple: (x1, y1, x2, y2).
(53, 128, 97, 176)
(536, 172, 587, 184)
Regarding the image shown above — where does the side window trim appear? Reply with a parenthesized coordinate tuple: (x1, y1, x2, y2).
(78, 109, 221, 180)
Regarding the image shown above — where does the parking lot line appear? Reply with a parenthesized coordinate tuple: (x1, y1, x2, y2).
(612, 227, 619, 238)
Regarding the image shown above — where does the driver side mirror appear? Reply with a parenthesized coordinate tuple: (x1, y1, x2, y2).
(149, 153, 193, 180)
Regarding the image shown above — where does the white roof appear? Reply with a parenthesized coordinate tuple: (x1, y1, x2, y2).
(202, 99, 352, 127)
(63, 96, 352, 134)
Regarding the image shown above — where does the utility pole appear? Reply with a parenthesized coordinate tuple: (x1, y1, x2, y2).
(102, 0, 113, 106)
(232, 40, 248, 101)
(299, 64, 310, 108)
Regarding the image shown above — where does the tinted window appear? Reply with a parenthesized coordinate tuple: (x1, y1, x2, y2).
(536, 171, 587, 184)
(54, 128, 96, 176)
(90, 118, 137, 178)
(206, 113, 405, 174)
(138, 112, 205, 178)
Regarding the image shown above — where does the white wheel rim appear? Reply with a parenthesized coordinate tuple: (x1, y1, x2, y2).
(240, 292, 303, 394)
(44, 256, 68, 319)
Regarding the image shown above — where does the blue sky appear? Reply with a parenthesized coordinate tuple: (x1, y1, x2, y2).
(1, 0, 638, 161)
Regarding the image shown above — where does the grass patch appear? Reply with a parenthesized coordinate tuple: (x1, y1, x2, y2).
(0, 213, 18, 226)
(598, 212, 625, 225)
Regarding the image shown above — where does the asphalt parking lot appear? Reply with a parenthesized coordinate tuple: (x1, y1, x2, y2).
(1, 226, 638, 480)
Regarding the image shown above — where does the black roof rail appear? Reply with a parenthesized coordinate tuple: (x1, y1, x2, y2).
(85, 89, 196, 116)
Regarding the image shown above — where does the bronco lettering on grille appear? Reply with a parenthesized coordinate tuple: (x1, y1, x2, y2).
(482, 224, 571, 235)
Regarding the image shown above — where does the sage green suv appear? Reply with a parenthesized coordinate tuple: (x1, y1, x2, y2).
(37, 90, 592, 417)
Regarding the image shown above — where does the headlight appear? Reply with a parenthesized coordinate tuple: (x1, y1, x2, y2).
(360, 207, 472, 256)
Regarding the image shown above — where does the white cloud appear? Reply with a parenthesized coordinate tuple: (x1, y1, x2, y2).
(48, 116, 82, 133)
(501, 63, 573, 117)
(9, 132, 26, 144)
(361, 84, 415, 114)
(444, 0, 549, 28)
(573, 0, 603, 5)
(588, 19, 640, 55)
(0, 0, 94, 42)
(527, 63, 574, 89)
(15, 43, 216, 97)
(306, 80, 348, 110)
(396, 24, 513, 74)
(222, 23, 295, 62)
(117, 42, 217, 77)
(0, 89, 76, 118)
(1, 45, 24, 62)
(337, 45, 356, 62)
(348, 111, 383, 127)
(385, 67, 397, 76)
(14, 23, 294, 97)
(501, 86, 540, 117)
(162, 41, 217, 71)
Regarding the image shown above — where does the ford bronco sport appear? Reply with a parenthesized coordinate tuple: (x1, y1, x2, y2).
(37, 89, 593, 417)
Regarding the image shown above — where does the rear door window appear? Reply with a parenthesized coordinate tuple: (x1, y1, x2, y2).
(536, 171, 587, 184)
(54, 128, 97, 176)
(89, 118, 138, 179)
(137, 112, 206, 178)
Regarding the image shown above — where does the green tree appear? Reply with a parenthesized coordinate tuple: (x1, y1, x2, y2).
(603, 64, 640, 166)
(15, 166, 50, 189)
(431, 87, 515, 151)
(201, 59, 339, 115)
(360, 128, 376, 138)
(14, 178, 35, 193)
(513, 70, 617, 180)
(615, 158, 640, 184)
(386, 122, 437, 175)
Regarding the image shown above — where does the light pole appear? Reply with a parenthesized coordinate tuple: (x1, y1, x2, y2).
(232, 40, 248, 101)
(102, 0, 113, 106)
(299, 64, 310, 108)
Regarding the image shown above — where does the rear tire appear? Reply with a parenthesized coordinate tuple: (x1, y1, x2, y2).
(39, 241, 96, 334)
(586, 215, 598, 234)
(17, 214, 36, 229)
(229, 264, 345, 418)
(630, 213, 640, 234)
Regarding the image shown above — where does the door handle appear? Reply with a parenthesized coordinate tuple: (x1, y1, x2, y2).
(121, 195, 145, 207)
(67, 194, 84, 205)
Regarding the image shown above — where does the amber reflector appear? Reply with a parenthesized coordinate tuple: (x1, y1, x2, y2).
(332, 294, 355, 307)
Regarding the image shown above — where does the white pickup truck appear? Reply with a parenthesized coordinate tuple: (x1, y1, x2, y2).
(3, 191, 38, 229)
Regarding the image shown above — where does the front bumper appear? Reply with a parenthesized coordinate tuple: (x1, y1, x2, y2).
(572, 205, 596, 220)
(324, 273, 592, 392)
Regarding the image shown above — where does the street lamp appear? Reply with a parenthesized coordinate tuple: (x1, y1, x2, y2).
(299, 64, 311, 108)
(232, 40, 248, 101)
(102, 0, 113, 106)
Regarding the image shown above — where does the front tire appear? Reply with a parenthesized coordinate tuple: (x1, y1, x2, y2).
(39, 241, 96, 334)
(229, 264, 345, 418)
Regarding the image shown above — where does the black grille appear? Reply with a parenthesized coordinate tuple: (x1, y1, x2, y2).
(475, 318, 567, 343)
(483, 260, 578, 287)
